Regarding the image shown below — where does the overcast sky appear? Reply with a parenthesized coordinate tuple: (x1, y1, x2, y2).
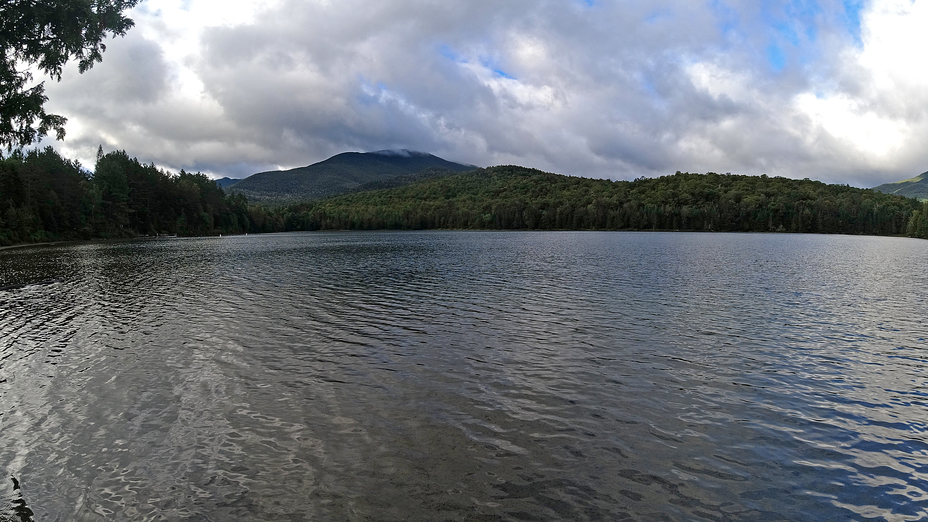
(38, 0, 928, 187)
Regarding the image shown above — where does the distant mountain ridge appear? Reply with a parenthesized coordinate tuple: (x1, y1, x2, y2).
(214, 177, 241, 189)
(872, 171, 928, 201)
(227, 150, 475, 203)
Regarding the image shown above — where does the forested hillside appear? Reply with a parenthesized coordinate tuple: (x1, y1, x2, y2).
(276, 166, 924, 236)
(872, 172, 928, 201)
(0, 147, 253, 245)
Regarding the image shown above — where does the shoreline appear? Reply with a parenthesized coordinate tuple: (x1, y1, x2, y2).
(0, 242, 63, 252)
(0, 234, 226, 253)
(0, 229, 922, 253)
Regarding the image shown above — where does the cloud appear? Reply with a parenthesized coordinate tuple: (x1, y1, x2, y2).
(36, 0, 928, 187)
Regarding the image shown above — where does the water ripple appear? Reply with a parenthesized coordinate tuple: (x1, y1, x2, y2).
(1, 232, 927, 520)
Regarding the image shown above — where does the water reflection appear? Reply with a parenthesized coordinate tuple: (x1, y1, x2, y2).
(3, 476, 35, 522)
(1, 232, 927, 520)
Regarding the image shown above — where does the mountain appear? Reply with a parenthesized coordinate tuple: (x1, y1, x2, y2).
(344, 166, 461, 194)
(872, 171, 928, 201)
(227, 150, 476, 203)
(214, 177, 241, 189)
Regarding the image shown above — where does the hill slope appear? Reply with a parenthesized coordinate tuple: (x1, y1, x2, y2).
(228, 150, 475, 203)
(276, 166, 921, 236)
(872, 172, 928, 201)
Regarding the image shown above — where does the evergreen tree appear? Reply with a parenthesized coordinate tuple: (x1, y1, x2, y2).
(92, 150, 131, 235)
(0, 0, 140, 148)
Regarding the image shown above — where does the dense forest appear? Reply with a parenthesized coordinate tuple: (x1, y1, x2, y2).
(276, 166, 926, 237)
(2, 150, 928, 247)
(0, 147, 253, 245)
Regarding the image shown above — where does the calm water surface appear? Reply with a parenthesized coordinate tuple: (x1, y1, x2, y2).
(0, 231, 926, 521)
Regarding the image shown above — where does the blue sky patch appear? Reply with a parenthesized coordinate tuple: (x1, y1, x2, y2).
(842, 0, 864, 45)
(766, 44, 787, 71)
(493, 69, 515, 80)
(439, 44, 466, 63)
(479, 55, 515, 79)
(439, 44, 516, 79)
(709, 0, 740, 37)
(762, 0, 822, 45)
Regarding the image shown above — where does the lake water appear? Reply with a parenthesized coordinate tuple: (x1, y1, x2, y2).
(0, 231, 926, 521)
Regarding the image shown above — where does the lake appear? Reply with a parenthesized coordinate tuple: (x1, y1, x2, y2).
(1, 231, 926, 521)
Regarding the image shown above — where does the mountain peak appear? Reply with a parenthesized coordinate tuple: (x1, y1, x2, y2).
(369, 149, 432, 158)
(228, 149, 474, 202)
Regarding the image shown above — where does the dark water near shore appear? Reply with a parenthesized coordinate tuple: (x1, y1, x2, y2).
(1, 231, 926, 521)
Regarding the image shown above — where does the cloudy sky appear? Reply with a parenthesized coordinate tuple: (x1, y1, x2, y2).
(38, 0, 928, 187)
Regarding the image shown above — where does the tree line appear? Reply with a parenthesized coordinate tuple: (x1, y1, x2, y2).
(274, 166, 927, 238)
(3, 153, 928, 247)
(0, 147, 254, 245)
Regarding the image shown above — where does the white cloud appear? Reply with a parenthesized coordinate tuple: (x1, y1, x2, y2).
(130, 0, 285, 100)
(33, 0, 928, 186)
(686, 62, 753, 104)
(785, 0, 928, 180)
(795, 93, 908, 158)
(859, 0, 928, 93)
